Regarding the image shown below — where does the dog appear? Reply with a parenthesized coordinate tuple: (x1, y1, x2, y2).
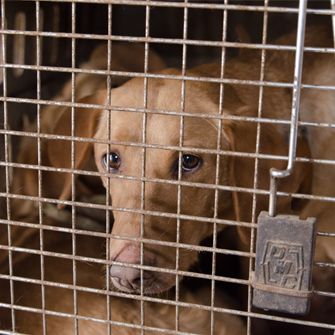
(0, 216, 246, 335)
(46, 57, 312, 295)
(6, 23, 335, 334)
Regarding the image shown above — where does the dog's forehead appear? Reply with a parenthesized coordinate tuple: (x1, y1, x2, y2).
(97, 110, 221, 149)
(95, 76, 223, 147)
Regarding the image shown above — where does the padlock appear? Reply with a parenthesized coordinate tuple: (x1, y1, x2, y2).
(252, 211, 316, 315)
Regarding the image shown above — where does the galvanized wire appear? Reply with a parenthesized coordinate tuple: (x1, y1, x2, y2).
(1, 0, 16, 331)
(0, 1, 334, 334)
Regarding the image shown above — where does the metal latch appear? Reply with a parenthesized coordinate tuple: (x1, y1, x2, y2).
(252, 0, 316, 315)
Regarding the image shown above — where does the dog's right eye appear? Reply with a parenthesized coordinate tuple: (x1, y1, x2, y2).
(102, 152, 121, 172)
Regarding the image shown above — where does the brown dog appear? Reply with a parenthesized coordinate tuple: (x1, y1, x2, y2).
(47, 58, 311, 295)
(0, 217, 246, 335)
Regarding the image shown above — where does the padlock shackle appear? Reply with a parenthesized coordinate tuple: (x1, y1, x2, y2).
(269, 0, 308, 217)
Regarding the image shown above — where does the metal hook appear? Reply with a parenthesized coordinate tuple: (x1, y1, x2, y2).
(268, 0, 308, 217)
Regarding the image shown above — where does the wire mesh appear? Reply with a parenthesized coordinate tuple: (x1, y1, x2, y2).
(0, 1, 334, 335)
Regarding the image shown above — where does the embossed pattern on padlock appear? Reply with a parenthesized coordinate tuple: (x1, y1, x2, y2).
(252, 211, 316, 315)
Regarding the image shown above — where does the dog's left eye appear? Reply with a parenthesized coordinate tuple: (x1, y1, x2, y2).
(102, 152, 121, 172)
(181, 154, 202, 172)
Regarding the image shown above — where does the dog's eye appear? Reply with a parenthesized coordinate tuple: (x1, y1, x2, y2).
(102, 152, 121, 172)
(181, 154, 202, 172)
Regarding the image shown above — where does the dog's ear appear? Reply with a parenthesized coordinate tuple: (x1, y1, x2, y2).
(223, 124, 252, 246)
(228, 105, 313, 248)
(46, 92, 105, 203)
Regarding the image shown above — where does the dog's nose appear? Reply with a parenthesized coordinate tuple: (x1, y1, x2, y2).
(110, 265, 153, 292)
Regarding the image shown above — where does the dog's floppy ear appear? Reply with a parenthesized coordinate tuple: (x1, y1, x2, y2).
(223, 124, 252, 246)
(228, 105, 313, 248)
(47, 92, 105, 203)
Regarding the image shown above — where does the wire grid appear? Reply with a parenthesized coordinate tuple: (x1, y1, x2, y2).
(0, 1, 334, 335)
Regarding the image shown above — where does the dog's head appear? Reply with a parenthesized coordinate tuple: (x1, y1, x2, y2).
(48, 66, 312, 294)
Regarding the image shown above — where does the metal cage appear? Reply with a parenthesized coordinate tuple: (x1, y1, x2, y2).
(0, 1, 334, 334)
